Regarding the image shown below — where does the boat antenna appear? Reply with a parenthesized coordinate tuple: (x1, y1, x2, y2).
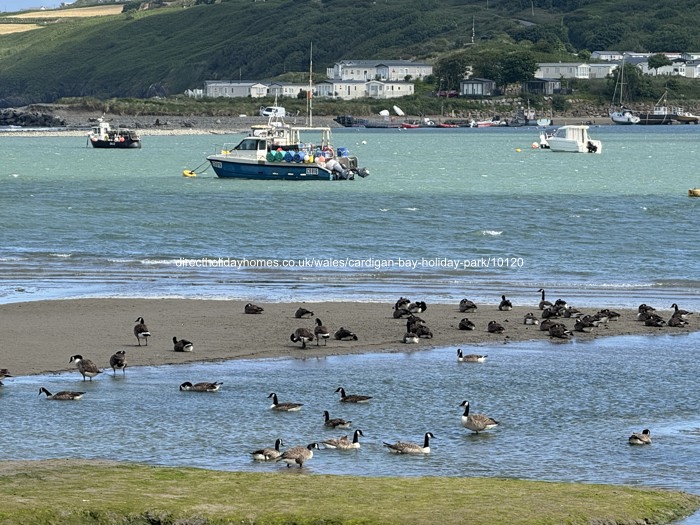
(308, 41, 313, 126)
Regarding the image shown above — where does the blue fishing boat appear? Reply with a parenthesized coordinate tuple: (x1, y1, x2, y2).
(204, 120, 369, 181)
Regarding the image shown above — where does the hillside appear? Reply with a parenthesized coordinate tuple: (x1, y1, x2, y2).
(0, 0, 698, 106)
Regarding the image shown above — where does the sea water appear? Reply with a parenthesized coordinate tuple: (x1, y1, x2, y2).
(1, 125, 700, 509)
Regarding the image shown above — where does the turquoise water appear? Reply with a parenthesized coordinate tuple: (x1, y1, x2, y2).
(2, 126, 700, 514)
(1, 125, 699, 308)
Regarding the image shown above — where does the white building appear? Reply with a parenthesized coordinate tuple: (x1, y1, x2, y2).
(326, 59, 432, 82)
(204, 81, 268, 98)
(316, 79, 414, 100)
(535, 63, 590, 79)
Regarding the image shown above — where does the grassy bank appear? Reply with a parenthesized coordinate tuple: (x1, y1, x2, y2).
(0, 460, 698, 524)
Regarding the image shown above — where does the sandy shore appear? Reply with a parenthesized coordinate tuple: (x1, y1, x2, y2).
(0, 298, 695, 378)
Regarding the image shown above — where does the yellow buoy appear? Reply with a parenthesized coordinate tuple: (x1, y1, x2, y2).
(182, 170, 197, 178)
(515, 148, 521, 153)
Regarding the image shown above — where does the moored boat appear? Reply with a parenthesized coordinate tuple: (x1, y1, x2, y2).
(540, 125, 602, 154)
(689, 188, 700, 197)
(205, 119, 369, 181)
(675, 111, 699, 124)
(609, 59, 640, 125)
(636, 91, 677, 125)
(333, 115, 400, 128)
(87, 116, 141, 149)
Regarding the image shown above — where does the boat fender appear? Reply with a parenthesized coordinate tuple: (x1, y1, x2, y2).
(182, 170, 197, 178)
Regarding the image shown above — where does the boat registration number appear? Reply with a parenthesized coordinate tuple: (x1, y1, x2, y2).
(306, 168, 318, 175)
(211, 161, 222, 168)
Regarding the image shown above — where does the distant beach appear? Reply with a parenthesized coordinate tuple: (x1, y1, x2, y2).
(1, 298, 695, 377)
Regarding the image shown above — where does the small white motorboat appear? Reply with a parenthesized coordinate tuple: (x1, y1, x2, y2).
(540, 125, 602, 154)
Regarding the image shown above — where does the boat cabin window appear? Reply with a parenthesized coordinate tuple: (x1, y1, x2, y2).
(235, 139, 266, 151)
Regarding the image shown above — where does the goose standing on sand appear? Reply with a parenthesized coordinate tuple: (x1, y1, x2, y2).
(324, 429, 364, 450)
(383, 432, 434, 454)
(134, 317, 151, 346)
(179, 381, 223, 392)
(487, 320, 505, 334)
(173, 336, 194, 352)
(628, 428, 652, 445)
(69, 354, 102, 381)
(250, 438, 284, 461)
(268, 392, 303, 411)
(335, 387, 372, 403)
(295, 307, 314, 319)
(244, 303, 264, 314)
(459, 400, 499, 434)
(290, 327, 315, 349)
(459, 299, 478, 313)
(0, 368, 12, 386)
(334, 327, 358, 341)
(498, 295, 513, 311)
(314, 318, 330, 346)
(109, 351, 127, 375)
(671, 303, 692, 320)
(538, 289, 553, 310)
(38, 387, 85, 400)
(323, 410, 352, 429)
(276, 443, 320, 468)
(458, 318, 476, 331)
(457, 349, 487, 362)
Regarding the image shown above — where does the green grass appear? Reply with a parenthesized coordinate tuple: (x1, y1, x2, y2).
(0, 461, 698, 524)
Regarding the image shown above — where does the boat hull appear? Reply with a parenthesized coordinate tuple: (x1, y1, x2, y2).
(89, 138, 141, 149)
(636, 113, 676, 125)
(208, 155, 355, 181)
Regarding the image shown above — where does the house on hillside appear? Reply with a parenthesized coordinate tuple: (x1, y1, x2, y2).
(326, 60, 432, 81)
(591, 51, 623, 61)
(521, 78, 562, 95)
(204, 81, 268, 98)
(315, 79, 414, 100)
(267, 81, 310, 99)
(459, 78, 496, 97)
(589, 63, 617, 79)
(535, 63, 590, 79)
(638, 58, 687, 76)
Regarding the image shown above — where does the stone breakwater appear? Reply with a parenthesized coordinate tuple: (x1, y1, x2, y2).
(0, 108, 66, 128)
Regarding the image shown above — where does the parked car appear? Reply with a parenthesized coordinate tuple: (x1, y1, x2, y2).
(259, 106, 286, 117)
(436, 90, 459, 98)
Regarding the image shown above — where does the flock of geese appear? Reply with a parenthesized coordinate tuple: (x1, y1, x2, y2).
(4, 294, 690, 465)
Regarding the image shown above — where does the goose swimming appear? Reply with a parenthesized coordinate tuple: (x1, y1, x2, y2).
(179, 381, 223, 392)
(628, 428, 652, 445)
(38, 387, 85, 400)
(457, 349, 487, 362)
(268, 392, 303, 411)
(383, 432, 434, 454)
(323, 410, 352, 428)
(459, 400, 499, 434)
(324, 429, 364, 450)
(335, 387, 372, 403)
(250, 438, 284, 461)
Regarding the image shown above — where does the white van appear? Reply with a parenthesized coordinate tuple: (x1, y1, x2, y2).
(260, 106, 286, 117)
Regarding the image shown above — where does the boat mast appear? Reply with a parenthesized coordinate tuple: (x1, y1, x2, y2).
(308, 42, 313, 127)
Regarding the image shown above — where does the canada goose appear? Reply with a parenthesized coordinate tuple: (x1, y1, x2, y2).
(334, 327, 358, 341)
(290, 327, 315, 349)
(459, 298, 477, 313)
(134, 317, 151, 346)
(459, 400, 499, 434)
(668, 315, 689, 327)
(294, 307, 314, 319)
(402, 332, 419, 344)
(598, 308, 621, 321)
(574, 317, 596, 333)
(383, 432, 434, 454)
(408, 301, 427, 313)
(268, 392, 303, 411)
(539, 318, 557, 332)
(406, 315, 425, 334)
(538, 289, 553, 310)
(523, 312, 540, 325)
(314, 318, 330, 346)
(458, 317, 476, 330)
(109, 351, 127, 375)
(324, 429, 364, 450)
(498, 295, 513, 311)
(335, 387, 372, 403)
(276, 443, 319, 468)
(69, 354, 102, 381)
(173, 336, 194, 352)
(393, 307, 412, 319)
(671, 303, 692, 320)
(414, 324, 433, 338)
(244, 303, 264, 314)
(250, 438, 284, 461)
(645, 316, 666, 327)
(457, 349, 487, 362)
(487, 320, 505, 334)
(548, 323, 573, 339)
(562, 307, 583, 319)
(0, 368, 12, 386)
(638, 303, 656, 314)
(394, 297, 410, 311)
(554, 298, 569, 309)
(38, 387, 85, 400)
(323, 410, 352, 429)
(628, 428, 652, 445)
(179, 381, 223, 392)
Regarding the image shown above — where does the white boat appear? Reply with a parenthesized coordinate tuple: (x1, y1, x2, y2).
(609, 60, 640, 125)
(540, 125, 602, 154)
